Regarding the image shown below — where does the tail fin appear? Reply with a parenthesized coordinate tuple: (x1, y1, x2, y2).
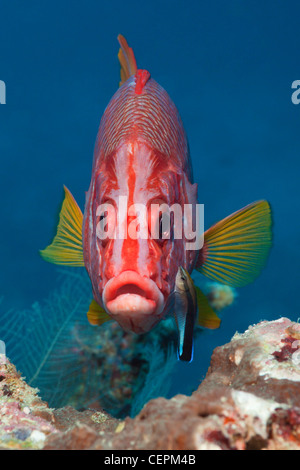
(117, 34, 138, 86)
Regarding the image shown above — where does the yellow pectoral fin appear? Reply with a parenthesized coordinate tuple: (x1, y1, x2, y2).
(87, 299, 112, 326)
(195, 286, 221, 329)
(40, 186, 84, 266)
(117, 35, 138, 86)
(197, 200, 272, 287)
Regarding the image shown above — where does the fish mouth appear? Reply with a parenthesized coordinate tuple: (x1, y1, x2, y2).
(102, 271, 164, 333)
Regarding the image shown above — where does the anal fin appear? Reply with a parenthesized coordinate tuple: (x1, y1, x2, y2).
(87, 299, 112, 326)
(195, 286, 221, 329)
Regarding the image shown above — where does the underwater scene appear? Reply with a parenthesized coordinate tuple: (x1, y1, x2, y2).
(0, 1, 300, 448)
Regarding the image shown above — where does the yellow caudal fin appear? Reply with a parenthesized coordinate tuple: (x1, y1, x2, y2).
(196, 200, 272, 287)
(40, 186, 84, 266)
(87, 299, 112, 326)
(117, 34, 138, 86)
(195, 286, 221, 329)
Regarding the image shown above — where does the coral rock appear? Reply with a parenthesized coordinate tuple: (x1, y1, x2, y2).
(1, 318, 300, 450)
(0, 356, 57, 449)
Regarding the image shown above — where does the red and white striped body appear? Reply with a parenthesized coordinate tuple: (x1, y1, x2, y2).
(83, 70, 198, 333)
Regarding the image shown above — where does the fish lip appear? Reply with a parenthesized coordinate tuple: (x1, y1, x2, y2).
(103, 270, 164, 316)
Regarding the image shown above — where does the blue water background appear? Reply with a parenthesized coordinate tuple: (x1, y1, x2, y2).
(0, 1, 299, 397)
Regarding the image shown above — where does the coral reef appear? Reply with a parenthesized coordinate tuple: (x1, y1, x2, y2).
(1, 317, 300, 450)
(62, 319, 178, 417)
(0, 271, 234, 419)
(0, 355, 57, 449)
(0, 270, 178, 418)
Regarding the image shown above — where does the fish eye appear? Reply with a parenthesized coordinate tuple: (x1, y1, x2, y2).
(99, 212, 107, 230)
(96, 203, 116, 245)
(158, 212, 171, 240)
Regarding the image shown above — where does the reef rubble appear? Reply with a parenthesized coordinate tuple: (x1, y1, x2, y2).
(0, 317, 299, 450)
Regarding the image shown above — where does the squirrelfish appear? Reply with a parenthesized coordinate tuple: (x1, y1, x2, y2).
(41, 35, 272, 360)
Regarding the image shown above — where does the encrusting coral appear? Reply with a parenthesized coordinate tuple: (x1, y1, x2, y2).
(0, 354, 57, 449)
(1, 317, 300, 450)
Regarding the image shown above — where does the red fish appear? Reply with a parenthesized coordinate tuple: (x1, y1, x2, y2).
(41, 36, 272, 359)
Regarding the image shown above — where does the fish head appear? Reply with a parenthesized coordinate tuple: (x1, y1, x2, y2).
(83, 140, 198, 333)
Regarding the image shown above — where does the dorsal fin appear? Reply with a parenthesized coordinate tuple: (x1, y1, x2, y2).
(134, 69, 151, 94)
(117, 34, 138, 86)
